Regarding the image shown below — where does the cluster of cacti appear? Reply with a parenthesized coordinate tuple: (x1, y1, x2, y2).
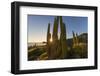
(46, 16, 68, 59)
(72, 31, 79, 47)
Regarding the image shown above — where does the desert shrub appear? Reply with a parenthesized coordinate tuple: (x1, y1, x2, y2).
(39, 52, 48, 60)
(28, 47, 46, 60)
(72, 44, 87, 58)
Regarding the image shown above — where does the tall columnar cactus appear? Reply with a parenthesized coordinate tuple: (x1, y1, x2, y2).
(47, 23, 51, 45)
(72, 31, 79, 47)
(76, 33, 79, 46)
(72, 31, 76, 47)
(51, 16, 59, 59)
(47, 23, 51, 59)
(60, 16, 68, 58)
(52, 17, 59, 41)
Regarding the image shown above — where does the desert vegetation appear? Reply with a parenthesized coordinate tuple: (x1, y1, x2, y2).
(28, 16, 88, 61)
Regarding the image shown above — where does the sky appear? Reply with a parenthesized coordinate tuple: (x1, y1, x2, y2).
(28, 15, 87, 43)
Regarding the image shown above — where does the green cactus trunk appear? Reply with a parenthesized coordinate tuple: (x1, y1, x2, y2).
(51, 17, 59, 59)
(72, 31, 79, 47)
(47, 23, 51, 59)
(76, 33, 79, 46)
(59, 16, 68, 58)
(52, 17, 59, 41)
(72, 31, 76, 47)
(47, 23, 51, 44)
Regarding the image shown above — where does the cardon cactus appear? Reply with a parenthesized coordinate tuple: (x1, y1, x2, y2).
(59, 16, 68, 58)
(47, 23, 51, 45)
(76, 33, 79, 46)
(72, 31, 76, 47)
(47, 23, 51, 59)
(51, 16, 59, 59)
(52, 17, 59, 41)
(72, 31, 79, 47)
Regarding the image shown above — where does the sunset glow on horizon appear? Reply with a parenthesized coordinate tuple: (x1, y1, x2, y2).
(28, 15, 87, 43)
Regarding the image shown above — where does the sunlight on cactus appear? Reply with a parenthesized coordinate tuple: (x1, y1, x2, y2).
(46, 16, 68, 59)
(50, 38, 53, 42)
